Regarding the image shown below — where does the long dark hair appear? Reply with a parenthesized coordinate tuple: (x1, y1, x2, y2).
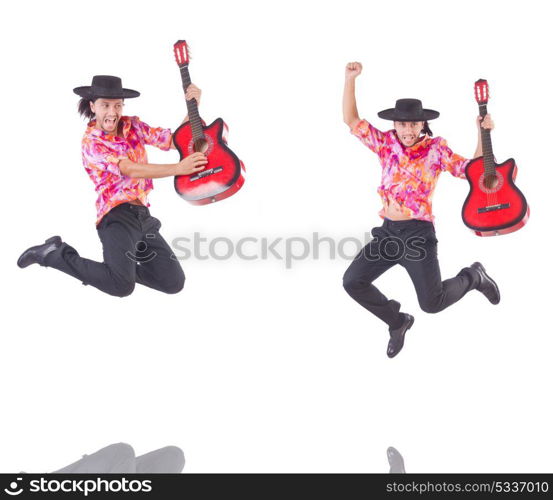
(78, 97, 96, 120)
(422, 121, 433, 137)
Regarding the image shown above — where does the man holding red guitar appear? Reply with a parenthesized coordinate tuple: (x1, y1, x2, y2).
(342, 62, 501, 358)
(17, 75, 207, 297)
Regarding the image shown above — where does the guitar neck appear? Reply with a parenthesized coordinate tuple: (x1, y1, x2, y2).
(478, 103, 495, 174)
(179, 65, 204, 141)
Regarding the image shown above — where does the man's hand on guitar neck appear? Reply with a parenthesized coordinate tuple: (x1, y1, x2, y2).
(185, 83, 201, 108)
(474, 113, 494, 158)
(477, 114, 494, 130)
(180, 83, 202, 124)
(170, 83, 203, 150)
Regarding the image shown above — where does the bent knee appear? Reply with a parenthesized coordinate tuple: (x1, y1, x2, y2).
(111, 279, 135, 297)
(343, 272, 366, 294)
(419, 299, 442, 314)
(164, 273, 185, 294)
(342, 276, 355, 294)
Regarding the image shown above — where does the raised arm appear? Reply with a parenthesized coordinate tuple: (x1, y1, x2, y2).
(343, 62, 363, 129)
(473, 114, 494, 158)
(171, 83, 202, 150)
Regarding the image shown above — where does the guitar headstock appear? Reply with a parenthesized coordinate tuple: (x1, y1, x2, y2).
(474, 79, 489, 105)
(173, 40, 190, 68)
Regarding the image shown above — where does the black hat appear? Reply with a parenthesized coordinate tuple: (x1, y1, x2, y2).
(377, 98, 439, 121)
(73, 75, 140, 99)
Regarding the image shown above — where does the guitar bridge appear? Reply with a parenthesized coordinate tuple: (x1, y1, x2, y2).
(190, 166, 223, 182)
(477, 203, 510, 214)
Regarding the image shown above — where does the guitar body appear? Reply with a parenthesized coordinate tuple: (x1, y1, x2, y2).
(462, 78, 529, 236)
(172, 40, 245, 205)
(461, 156, 529, 236)
(173, 118, 245, 205)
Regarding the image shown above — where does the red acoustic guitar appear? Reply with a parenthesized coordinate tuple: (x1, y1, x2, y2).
(461, 79, 529, 236)
(172, 40, 245, 205)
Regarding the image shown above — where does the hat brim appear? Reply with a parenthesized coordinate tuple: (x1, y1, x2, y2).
(73, 86, 140, 99)
(377, 108, 440, 121)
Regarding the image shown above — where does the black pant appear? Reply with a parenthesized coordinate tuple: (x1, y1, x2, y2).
(343, 218, 478, 329)
(45, 203, 185, 297)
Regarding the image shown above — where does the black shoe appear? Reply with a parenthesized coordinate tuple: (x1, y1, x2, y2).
(387, 313, 414, 358)
(17, 236, 62, 268)
(470, 262, 500, 305)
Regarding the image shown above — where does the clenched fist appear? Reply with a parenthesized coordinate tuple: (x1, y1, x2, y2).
(345, 62, 363, 80)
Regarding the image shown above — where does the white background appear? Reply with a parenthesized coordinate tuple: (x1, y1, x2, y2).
(1, 0, 551, 473)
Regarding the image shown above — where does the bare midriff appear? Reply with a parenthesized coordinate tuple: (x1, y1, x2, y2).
(382, 197, 414, 221)
(128, 199, 144, 206)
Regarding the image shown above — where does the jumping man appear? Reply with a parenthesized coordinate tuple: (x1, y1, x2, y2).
(17, 75, 208, 297)
(342, 62, 500, 358)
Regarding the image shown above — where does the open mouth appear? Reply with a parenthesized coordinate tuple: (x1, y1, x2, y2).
(105, 118, 117, 127)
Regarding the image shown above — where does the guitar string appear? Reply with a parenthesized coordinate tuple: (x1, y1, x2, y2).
(478, 89, 497, 208)
(484, 128, 497, 206)
(479, 104, 498, 208)
(180, 66, 205, 142)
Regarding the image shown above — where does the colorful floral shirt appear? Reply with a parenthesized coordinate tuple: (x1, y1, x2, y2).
(81, 115, 173, 225)
(351, 119, 469, 223)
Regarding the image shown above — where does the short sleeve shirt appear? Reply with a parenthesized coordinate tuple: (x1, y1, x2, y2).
(351, 119, 469, 223)
(81, 116, 173, 225)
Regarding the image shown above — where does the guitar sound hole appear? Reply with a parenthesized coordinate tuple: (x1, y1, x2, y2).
(483, 174, 499, 190)
(194, 138, 209, 153)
